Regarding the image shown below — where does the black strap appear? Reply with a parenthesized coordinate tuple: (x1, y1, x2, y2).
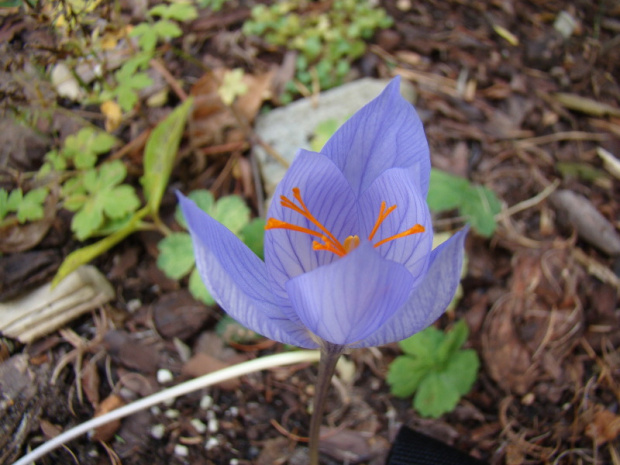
(386, 426, 488, 465)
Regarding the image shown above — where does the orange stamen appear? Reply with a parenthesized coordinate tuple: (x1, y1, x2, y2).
(265, 188, 347, 255)
(373, 224, 425, 248)
(265, 187, 425, 257)
(368, 201, 397, 240)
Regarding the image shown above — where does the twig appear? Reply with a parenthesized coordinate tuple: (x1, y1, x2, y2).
(11, 351, 320, 465)
(515, 131, 607, 147)
(495, 179, 560, 222)
(150, 58, 188, 101)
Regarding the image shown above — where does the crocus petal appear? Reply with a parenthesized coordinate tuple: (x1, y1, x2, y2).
(285, 242, 414, 345)
(265, 149, 358, 307)
(179, 194, 318, 348)
(352, 227, 468, 348)
(321, 76, 430, 198)
(358, 167, 433, 283)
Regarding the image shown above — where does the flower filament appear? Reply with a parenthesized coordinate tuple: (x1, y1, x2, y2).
(265, 187, 425, 257)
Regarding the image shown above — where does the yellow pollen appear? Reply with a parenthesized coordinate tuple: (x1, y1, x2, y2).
(265, 187, 425, 256)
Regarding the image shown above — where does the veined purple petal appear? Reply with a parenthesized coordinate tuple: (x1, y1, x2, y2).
(285, 242, 414, 345)
(321, 76, 430, 198)
(358, 167, 433, 283)
(352, 228, 468, 348)
(264, 149, 358, 310)
(179, 193, 318, 348)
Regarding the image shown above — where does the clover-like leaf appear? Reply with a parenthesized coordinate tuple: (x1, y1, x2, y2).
(157, 232, 196, 280)
(413, 371, 462, 418)
(387, 355, 432, 398)
(436, 319, 469, 364)
(101, 185, 141, 220)
(63, 127, 118, 169)
(218, 69, 249, 106)
(153, 20, 182, 40)
(72, 199, 105, 240)
(443, 349, 479, 396)
(398, 325, 444, 361)
(240, 217, 266, 259)
(16, 188, 48, 223)
(189, 267, 215, 306)
(212, 195, 250, 234)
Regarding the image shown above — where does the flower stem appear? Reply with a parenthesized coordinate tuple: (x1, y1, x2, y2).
(308, 344, 343, 465)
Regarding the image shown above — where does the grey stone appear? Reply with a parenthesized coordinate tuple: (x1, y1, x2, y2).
(254, 78, 416, 198)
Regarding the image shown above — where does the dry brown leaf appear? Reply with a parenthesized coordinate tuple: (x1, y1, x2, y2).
(91, 394, 125, 441)
(585, 407, 620, 446)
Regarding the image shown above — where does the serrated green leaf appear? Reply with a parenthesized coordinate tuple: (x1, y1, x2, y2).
(413, 371, 461, 418)
(157, 233, 195, 279)
(74, 151, 97, 170)
(218, 69, 248, 105)
(94, 160, 127, 191)
(437, 320, 469, 364)
(7, 188, 23, 211)
(189, 267, 215, 305)
(443, 349, 479, 396)
(150, 3, 197, 21)
(175, 189, 215, 228)
(212, 195, 250, 234)
(116, 86, 139, 112)
(92, 131, 118, 154)
(101, 185, 140, 219)
(398, 325, 444, 361)
(141, 97, 193, 214)
(16, 188, 48, 223)
(387, 355, 432, 398)
(53, 208, 148, 287)
(71, 199, 104, 240)
(153, 20, 182, 39)
(241, 217, 266, 259)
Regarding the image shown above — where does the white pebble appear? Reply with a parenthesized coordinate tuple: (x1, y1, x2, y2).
(230, 460, 239, 465)
(174, 444, 189, 457)
(190, 418, 207, 434)
(205, 437, 219, 450)
(227, 406, 239, 417)
(126, 298, 142, 313)
(150, 424, 166, 439)
(150, 406, 161, 415)
(165, 409, 180, 419)
(208, 418, 219, 433)
(200, 395, 213, 410)
(157, 369, 174, 384)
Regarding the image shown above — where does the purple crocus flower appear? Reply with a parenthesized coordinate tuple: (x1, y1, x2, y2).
(179, 77, 467, 350)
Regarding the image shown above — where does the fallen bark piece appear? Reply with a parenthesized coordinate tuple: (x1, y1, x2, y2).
(550, 189, 620, 256)
(0, 265, 114, 343)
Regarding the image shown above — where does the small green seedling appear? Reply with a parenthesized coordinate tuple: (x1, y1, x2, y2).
(0, 187, 49, 224)
(427, 169, 501, 237)
(387, 320, 479, 418)
(157, 190, 265, 305)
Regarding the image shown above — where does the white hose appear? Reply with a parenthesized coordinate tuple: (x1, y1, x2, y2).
(13, 350, 320, 465)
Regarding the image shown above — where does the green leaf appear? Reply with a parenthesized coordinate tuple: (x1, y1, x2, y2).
(212, 195, 250, 234)
(217, 69, 249, 105)
(443, 349, 479, 396)
(427, 169, 470, 212)
(53, 208, 148, 287)
(101, 185, 140, 219)
(413, 371, 461, 418)
(189, 267, 215, 305)
(71, 199, 104, 240)
(16, 188, 48, 223)
(157, 233, 195, 279)
(436, 320, 469, 364)
(7, 188, 23, 211)
(398, 325, 444, 361)
(0, 189, 9, 220)
(94, 160, 127, 191)
(311, 118, 341, 152)
(387, 355, 432, 398)
(240, 217, 266, 259)
(150, 3, 198, 21)
(63, 128, 118, 169)
(460, 185, 501, 237)
(154, 20, 183, 39)
(141, 97, 193, 214)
